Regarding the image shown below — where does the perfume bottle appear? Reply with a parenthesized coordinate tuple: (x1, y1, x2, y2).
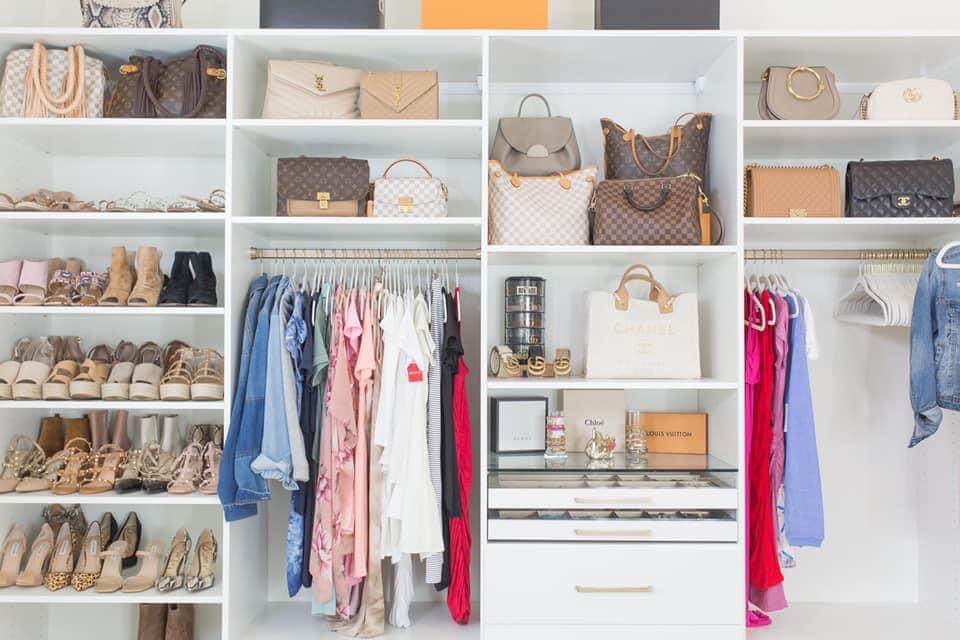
(625, 411, 648, 461)
(545, 411, 567, 460)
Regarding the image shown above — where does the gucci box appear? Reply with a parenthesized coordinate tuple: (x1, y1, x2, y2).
(562, 389, 626, 452)
(640, 413, 709, 454)
(491, 396, 548, 453)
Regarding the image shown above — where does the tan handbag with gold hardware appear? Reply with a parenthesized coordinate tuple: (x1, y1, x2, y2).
(360, 71, 439, 119)
(744, 165, 842, 218)
(758, 66, 840, 120)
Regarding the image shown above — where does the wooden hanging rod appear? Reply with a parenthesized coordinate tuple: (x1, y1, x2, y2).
(249, 247, 481, 261)
(746, 248, 933, 262)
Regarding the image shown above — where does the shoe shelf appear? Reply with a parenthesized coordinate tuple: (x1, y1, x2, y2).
(0, 582, 223, 605)
(0, 492, 221, 505)
(0, 213, 227, 238)
(0, 400, 225, 410)
(0, 306, 225, 317)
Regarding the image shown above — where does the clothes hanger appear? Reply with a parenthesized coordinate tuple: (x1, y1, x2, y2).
(936, 241, 960, 269)
(744, 275, 766, 331)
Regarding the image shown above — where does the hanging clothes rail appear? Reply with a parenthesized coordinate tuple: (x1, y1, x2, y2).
(249, 247, 482, 261)
(746, 248, 933, 262)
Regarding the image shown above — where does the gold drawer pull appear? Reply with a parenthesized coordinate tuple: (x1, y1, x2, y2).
(574, 529, 653, 538)
(575, 585, 654, 594)
(574, 497, 653, 505)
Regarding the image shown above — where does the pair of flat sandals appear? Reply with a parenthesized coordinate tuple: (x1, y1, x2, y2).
(99, 190, 225, 213)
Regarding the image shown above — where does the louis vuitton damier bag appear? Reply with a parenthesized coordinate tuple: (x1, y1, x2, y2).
(592, 175, 708, 246)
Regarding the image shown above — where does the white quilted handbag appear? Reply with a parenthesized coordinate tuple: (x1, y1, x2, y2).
(860, 78, 959, 120)
(262, 60, 364, 119)
(488, 160, 596, 245)
(373, 158, 448, 218)
(0, 43, 106, 118)
(585, 264, 701, 379)
(81, 0, 184, 28)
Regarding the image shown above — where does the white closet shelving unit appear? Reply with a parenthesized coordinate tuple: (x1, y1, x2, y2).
(0, 2, 958, 637)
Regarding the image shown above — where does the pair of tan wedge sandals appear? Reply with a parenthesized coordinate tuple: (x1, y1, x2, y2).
(0, 337, 223, 402)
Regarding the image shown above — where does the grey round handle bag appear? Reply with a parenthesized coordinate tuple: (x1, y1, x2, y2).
(490, 93, 581, 177)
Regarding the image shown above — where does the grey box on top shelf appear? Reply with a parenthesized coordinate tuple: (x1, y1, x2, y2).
(595, 0, 720, 30)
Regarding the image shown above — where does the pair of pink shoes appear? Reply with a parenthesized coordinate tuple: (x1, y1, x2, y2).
(0, 259, 64, 306)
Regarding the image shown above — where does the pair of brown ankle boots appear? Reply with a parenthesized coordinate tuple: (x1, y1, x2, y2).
(138, 603, 193, 640)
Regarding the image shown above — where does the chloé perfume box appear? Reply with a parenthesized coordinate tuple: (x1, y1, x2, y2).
(491, 396, 548, 453)
(562, 389, 626, 452)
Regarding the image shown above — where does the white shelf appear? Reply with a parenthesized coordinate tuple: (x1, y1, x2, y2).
(486, 377, 739, 391)
(0, 306, 224, 317)
(0, 212, 226, 237)
(233, 120, 483, 159)
(0, 400, 224, 410)
(0, 582, 223, 605)
(241, 601, 479, 640)
(487, 245, 738, 266)
(744, 217, 960, 245)
(232, 217, 482, 245)
(0, 119, 226, 157)
(0, 491, 220, 505)
(743, 120, 960, 158)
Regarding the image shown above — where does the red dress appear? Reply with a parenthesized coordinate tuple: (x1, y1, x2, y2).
(749, 291, 784, 592)
(447, 290, 473, 624)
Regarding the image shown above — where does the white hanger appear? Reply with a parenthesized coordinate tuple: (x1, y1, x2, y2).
(744, 276, 766, 331)
(936, 241, 960, 269)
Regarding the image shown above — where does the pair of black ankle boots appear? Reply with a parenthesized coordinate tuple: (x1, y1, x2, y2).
(158, 251, 217, 307)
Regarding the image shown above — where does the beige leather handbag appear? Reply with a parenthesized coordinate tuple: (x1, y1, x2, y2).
(758, 65, 840, 120)
(262, 60, 364, 119)
(744, 165, 842, 217)
(360, 71, 439, 119)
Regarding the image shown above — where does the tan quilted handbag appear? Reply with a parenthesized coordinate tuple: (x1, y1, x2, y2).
(373, 159, 447, 218)
(488, 160, 596, 245)
(593, 175, 704, 246)
(744, 165, 842, 217)
(360, 71, 439, 119)
(0, 43, 106, 118)
(262, 60, 364, 119)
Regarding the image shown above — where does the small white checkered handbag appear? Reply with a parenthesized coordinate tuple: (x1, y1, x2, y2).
(488, 160, 596, 245)
(0, 43, 106, 118)
(372, 158, 448, 218)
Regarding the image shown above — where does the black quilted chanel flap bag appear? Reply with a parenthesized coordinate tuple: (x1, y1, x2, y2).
(846, 158, 956, 217)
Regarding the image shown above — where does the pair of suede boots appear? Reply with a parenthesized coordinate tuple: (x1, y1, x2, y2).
(100, 248, 217, 307)
(138, 603, 193, 640)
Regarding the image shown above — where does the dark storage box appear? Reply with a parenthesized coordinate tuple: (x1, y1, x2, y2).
(595, 0, 720, 30)
(260, 0, 383, 28)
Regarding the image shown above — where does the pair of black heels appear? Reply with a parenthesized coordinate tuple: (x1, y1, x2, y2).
(158, 252, 217, 307)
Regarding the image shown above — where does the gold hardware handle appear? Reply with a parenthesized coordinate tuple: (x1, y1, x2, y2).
(573, 497, 653, 506)
(206, 68, 227, 81)
(575, 585, 654, 594)
(787, 66, 825, 102)
(119, 64, 139, 76)
(574, 529, 653, 538)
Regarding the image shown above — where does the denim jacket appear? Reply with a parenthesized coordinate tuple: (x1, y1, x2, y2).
(910, 247, 960, 447)
(219, 275, 268, 521)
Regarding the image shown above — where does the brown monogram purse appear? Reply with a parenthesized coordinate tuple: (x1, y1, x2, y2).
(107, 46, 226, 118)
(592, 175, 712, 246)
(601, 113, 712, 185)
(276, 157, 370, 217)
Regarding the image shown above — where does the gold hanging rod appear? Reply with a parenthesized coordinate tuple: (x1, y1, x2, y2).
(249, 247, 481, 261)
(745, 248, 933, 262)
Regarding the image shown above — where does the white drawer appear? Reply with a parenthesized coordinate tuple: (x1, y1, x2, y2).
(484, 543, 743, 625)
(488, 517, 737, 542)
(488, 485, 738, 510)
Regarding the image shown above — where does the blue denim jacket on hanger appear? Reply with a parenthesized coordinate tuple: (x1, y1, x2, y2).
(219, 275, 268, 521)
(231, 275, 282, 512)
(910, 246, 960, 447)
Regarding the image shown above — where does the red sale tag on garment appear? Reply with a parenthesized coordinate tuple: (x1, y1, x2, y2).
(407, 363, 424, 383)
